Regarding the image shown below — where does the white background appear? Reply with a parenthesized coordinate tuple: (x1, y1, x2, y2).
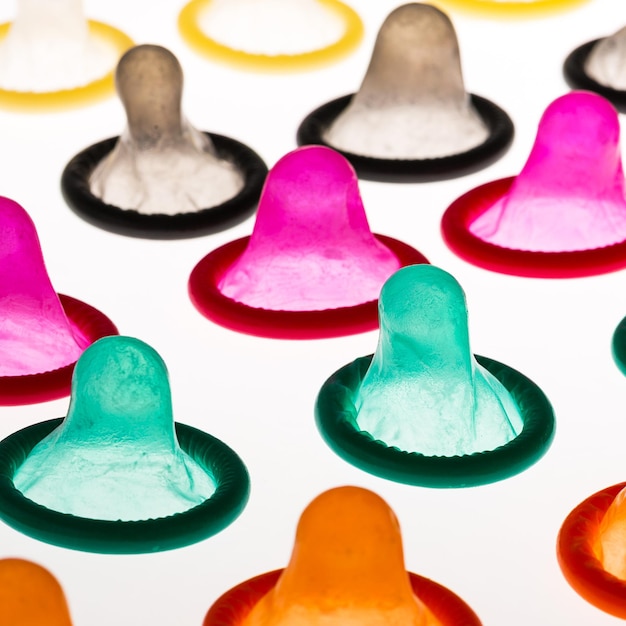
(0, 0, 625, 624)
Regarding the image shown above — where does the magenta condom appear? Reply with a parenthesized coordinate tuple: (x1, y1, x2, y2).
(442, 91, 626, 278)
(189, 146, 428, 339)
(0, 197, 117, 405)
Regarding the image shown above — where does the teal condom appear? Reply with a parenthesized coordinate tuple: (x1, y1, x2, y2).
(0, 336, 249, 553)
(357, 265, 521, 456)
(316, 264, 555, 487)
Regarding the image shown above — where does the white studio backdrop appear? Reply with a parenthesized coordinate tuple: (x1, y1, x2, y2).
(0, 0, 625, 624)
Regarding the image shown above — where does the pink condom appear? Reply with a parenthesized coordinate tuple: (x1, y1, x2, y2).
(442, 91, 626, 278)
(0, 197, 117, 405)
(189, 146, 428, 339)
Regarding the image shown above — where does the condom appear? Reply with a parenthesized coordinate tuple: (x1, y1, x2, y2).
(189, 146, 428, 339)
(613, 317, 626, 375)
(0, 336, 249, 553)
(204, 486, 481, 626)
(297, 4, 513, 182)
(564, 28, 626, 113)
(0, 197, 117, 405)
(0, 559, 72, 626)
(442, 91, 626, 278)
(316, 265, 554, 487)
(433, 0, 589, 17)
(558, 482, 626, 619)
(61, 45, 267, 239)
(0, 0, 132, 110)
(178, 0, 363, 72)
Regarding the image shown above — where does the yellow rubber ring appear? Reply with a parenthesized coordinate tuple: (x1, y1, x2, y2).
(178, 0, 363, 72)
(0, 21, 133, 111)
(433, 0, 590, 18)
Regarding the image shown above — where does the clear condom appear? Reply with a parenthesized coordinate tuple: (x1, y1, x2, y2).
(324, 3, 488, 160)
(0, 0, 132, 108)
(90, 44, 243, 216)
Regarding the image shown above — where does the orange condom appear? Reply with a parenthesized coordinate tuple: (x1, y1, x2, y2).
(205, 486, 481, 626)
(558, 482, 626, 619)
(0, 558, 72, 625)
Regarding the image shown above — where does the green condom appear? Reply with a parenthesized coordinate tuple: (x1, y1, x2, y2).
(356, 265, 522, 456)
(316, 264, 555, 487)
(0, 335, 249, 552)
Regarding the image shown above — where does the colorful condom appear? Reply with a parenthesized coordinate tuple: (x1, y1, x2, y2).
(0, 197, 116, 405)
(0, 336, 249, 553)
(558, 482, 626, 618)
(0, 559, 72, 626)
(435, 0, 589, 17)
(189, 146, 428, 339)
(316, 265, 554, 487)
(565, 27, 626, 112)
(613, 316, 626, 375)
(204, 486, 481, 626)
(297, 3, 513, 182)
(61, 44, 267, 238)
(442, 91, 626, 278)
(178, 0, 363, 71)
(0, 0, 132, 110)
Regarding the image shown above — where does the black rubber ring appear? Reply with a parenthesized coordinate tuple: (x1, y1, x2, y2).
(297, 93, 514, 183)
(61, 132, 268, 239)
(563, 40, 626, 113)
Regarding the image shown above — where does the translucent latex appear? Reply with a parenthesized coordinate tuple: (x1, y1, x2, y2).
(0, 559, 72, 626)
(586, 26, 626, 90)
(242, 486, 441, 626)
(470, 92, 626, 252)
(0, 196, 87, 376)
(595, 486, 626, 580)
(14, 336, 215, 521)
(198, 0, 345, 56)
(324, 4, 488, 159)
(90, 44, 242, 215)
(0, 0, 116, 92)
(218, 146, 401, 311)
(356, 265, 522, 457)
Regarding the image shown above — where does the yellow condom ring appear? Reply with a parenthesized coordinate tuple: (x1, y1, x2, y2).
(0, 21, 133, 111)
(178, 0, 363, 72)
(434, 0, 590, 18)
